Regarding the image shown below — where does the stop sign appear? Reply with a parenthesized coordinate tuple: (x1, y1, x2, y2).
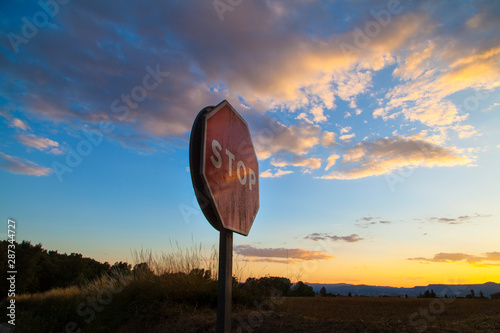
(190, 100, 259, 236)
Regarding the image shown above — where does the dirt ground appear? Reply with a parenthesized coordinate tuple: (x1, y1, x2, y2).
(120, 297, 500, 333)
(233, 297, 500, 333)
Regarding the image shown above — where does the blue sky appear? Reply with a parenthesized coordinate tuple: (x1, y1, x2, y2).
(1, 0, 500, 287)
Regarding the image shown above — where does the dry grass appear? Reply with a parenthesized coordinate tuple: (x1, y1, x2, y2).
(132, 242, 218, 277)
(14, 285, 82, 302)
(2, 243, 257, 332)
(131, 242, 249, 283)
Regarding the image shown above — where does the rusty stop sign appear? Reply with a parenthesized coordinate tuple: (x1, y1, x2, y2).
(189, 100, 259, 332)
(190, 99, 259, 236)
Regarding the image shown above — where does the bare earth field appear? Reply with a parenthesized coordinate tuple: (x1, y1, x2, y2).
(234, 297, 500, 333)
(146, 297, 500, 333)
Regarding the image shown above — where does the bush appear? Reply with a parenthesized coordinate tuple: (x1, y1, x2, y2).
(290, 281, 315, 297)
(242, 276, 291, 299)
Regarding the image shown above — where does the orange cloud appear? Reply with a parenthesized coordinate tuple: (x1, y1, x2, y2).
(234, 245, 333, 262)
(271, 156, 322, 170)
(339, 133, 356, 141)
(225, 12, 424, 113)
(325, 154, 340, 171)
(254, 123, 321, 160)
(409, 252, 500, 265)
(260, 169, 293, 178)
(321, 131, 337, 147)
(380, 37, 500, 133)
(318, 136, 472, 180)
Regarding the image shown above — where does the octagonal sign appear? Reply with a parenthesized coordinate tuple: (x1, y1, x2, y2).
(189, 100, 259, 236)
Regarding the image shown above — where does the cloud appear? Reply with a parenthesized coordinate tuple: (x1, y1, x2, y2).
(325, 154, 340, 171)
(355, 213, 489, 228)
(292, 157, 322, 169)
(409, 252, 500, 265)
(355, 217, 392, 228)
(234, 244, 332, 263)
(0, 152, 52, 176)
(339, 133, 356, 141)
(304, 233, 363, 243)
(483, 102, 500, 112)
(378, 4, 500, 136)
(240, 258, 301, 264)
(1, 0, 498, 172)
(340, 126, 352, 134)
(359, 217, 379, 222)
(318, 136, 472, 180)
(428, 213, 491, 225)
(310, 105, 327, 123)
(342, 145, 366, 163)
(296, 112, 313, 124)
(332, 70, 373, 105)
(271, 156, 322, 170)
(260, 169, 293, 178)
(16, 134, 63, 154)
(485, 252, 500, 261)
(0, 1, 424, 147)
(321, 131, 337, 147)
(254, 123, 321, 160)
(9, 118, 30, 131)
(452, 125, 480, 139)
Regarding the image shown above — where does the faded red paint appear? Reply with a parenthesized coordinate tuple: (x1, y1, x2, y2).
(202, 101, 259, 236)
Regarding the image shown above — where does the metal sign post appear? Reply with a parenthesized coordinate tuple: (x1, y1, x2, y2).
(189, 100, 259, 333)
(217, 229, 233, 332)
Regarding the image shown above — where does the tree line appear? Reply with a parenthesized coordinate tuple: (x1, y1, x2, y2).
(0, 241, 316, 298)
(0, 241, 131, 297)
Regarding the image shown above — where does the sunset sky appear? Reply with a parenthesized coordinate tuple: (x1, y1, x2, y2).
(1, 0, 500, 287)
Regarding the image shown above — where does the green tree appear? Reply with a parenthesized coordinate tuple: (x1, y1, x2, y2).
(320, 286, 327, 297)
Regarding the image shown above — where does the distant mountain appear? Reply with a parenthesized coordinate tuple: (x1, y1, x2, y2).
(307, 282, 500, 298)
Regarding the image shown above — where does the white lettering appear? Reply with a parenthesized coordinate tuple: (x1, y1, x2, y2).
(209, 139, 257, 190)
(210, 140, 222, 168)
(225, 149, 235, 176)
(248, 168, 256, 190)
(237, 160, 246, 185)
